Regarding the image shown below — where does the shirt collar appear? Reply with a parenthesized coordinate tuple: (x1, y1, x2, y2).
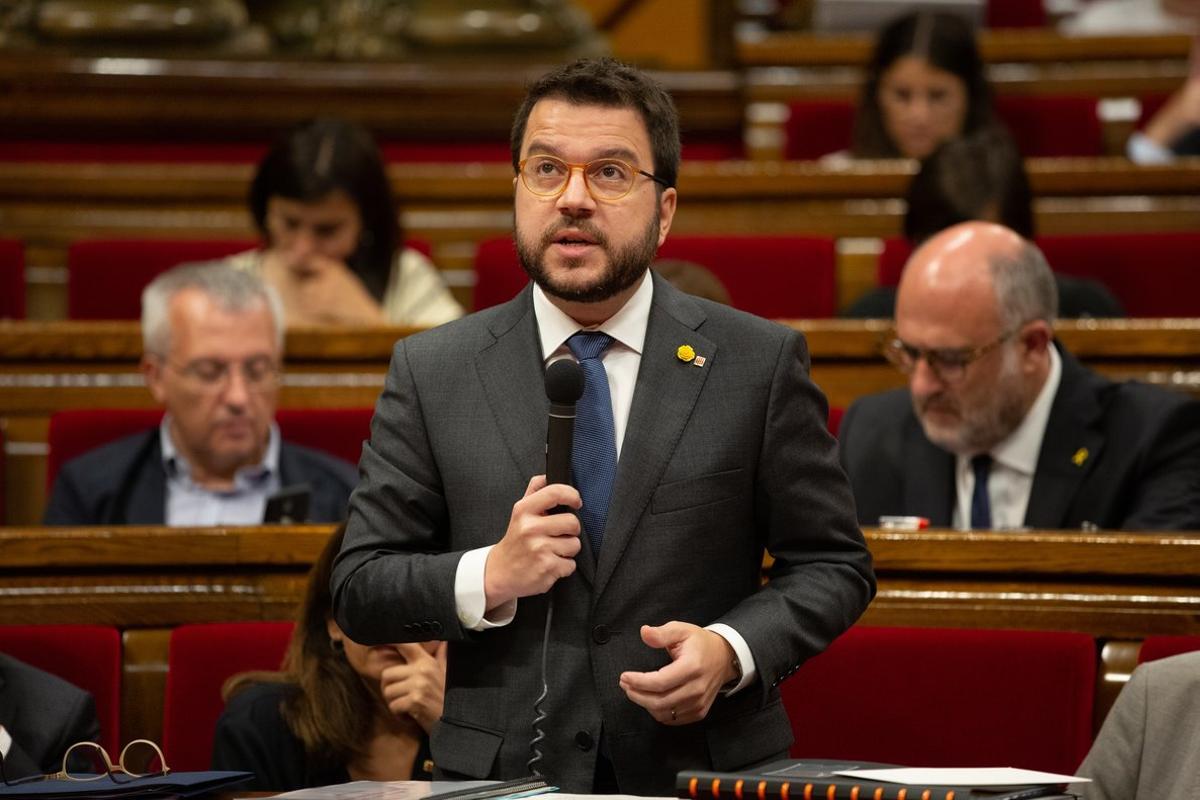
(160, 415, 281, 486)
(532, 271, 654, 361)
(989, 345, 1062, 476)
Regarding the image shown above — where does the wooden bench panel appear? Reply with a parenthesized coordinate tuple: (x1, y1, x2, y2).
(2, 525, 1197, 744)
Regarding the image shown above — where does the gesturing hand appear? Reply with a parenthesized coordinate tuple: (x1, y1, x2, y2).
(379, 641, 448, 735)
(618, 622, 739, 726)
(483, 475, 582, 611)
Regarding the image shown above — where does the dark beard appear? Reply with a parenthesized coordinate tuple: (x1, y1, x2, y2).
(515, 212, 660, 304)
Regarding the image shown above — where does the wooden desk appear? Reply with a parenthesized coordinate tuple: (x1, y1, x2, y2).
(2, 319, 1197, 526)
(2, 159, 1197, 319)
(1, 525, 1196, 743)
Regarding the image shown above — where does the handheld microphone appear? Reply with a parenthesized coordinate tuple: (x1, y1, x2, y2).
(529, 358, 584, 779)
(544, 358, 584, 487)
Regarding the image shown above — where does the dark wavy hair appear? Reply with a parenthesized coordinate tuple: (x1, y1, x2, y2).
(223, 526, 380, 771)
(904, 126, 1035, 244)
(249, 118, 399, 302)
(510, 57, 680, 191)
(853, 11, 994, 158)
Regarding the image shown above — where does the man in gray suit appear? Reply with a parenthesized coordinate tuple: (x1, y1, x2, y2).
(1073, 650, 1200, 799)
(332, 57, 875, 795)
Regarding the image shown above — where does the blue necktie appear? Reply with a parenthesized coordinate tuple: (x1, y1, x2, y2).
(970, 453, 992, 529)
(566, 332, 617, 553)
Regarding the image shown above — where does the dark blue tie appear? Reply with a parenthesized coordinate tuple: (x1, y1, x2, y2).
(566, 332, 617, 553)
(970, 453, 992, 529)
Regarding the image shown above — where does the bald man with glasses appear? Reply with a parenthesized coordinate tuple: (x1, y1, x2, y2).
(44, 262, 357, 526)
(839, 221, 1200, 531)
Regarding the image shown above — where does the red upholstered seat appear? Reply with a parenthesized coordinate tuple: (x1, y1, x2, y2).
(785, 95, 1102, 160)
(878, 232, 1200, 317)
(276, 407, 372, 466)
(784, 101, 858, 161)
(162, 622, 294, 771)
(1138, 635, 1200, 664)
(781, 626, 1096, 774)
(995, 95, 1104, 158)
(46, 408, 372, 490)
(0, 238, 25, 319)
(987, 0, 1045, 27)
(0, 625, 122, 751)
(827, 406, 845, 437)
(66, 238, 434, 320)
(1038, 232, 1200, 317)
(472, 235, 838, 318)
(67, 239, 258, 320)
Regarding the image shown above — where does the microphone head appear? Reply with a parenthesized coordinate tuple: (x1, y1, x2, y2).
(545, 358, 584, 404)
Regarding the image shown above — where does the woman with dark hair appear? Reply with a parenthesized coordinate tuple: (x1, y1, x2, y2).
(848, 11, 995, 160)
(230, 117, 462, 327)
(211, 526, 445, 789)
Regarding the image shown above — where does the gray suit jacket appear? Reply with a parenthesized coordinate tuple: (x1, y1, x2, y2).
(1074, 651, 1200, 800)
(332, 275, 875, 795)
(0, 653, 100, 779)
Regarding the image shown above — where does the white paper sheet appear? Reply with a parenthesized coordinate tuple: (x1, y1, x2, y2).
(833, 768, 1091, 787)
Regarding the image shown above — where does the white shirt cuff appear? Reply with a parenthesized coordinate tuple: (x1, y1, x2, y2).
(0, 724, 11, 759)
(705, 622, 757, 695)
(454, 545, 517, 630)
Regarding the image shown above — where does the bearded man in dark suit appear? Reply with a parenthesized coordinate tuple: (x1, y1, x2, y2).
(332, 58, 875, 795)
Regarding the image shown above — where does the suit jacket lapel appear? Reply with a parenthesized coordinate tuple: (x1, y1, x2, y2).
(902, 421, 956, 527)
(1025, 347, 1105, 528)
(475, 286, 548, 483)
(123, 431, 167, 524)
(594, 276, 712, 597)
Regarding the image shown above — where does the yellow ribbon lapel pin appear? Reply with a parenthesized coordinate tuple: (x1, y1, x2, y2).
(1072, 447, 1089, 467)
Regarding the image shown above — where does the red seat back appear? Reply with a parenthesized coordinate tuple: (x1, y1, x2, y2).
(880, 232, 1200, 317)
(784, 101, 859, 161)
(46, 408, 372, 490)
(1138, 635, 1200, 665)
(785, 96, 1103, 160)
(987, 0, 1046, 27)
(995, 95, 1104, 158)
(67, 239, 259, 320)
(1038, 232, 1200, 317)
(781, 626, 1096, 774)
(162, 622, 294, 771)
(46, 409, 164, 492)
(472, 235, 838, 318)
(0, 625, 122, 751)
(276, 407, 372, 466)
(0, 238, 25, 319)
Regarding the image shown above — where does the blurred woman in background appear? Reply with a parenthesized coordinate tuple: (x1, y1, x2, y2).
(848, 11, 996, 160)
(211, 525, 445, 789)
(230, 117, 463, 327)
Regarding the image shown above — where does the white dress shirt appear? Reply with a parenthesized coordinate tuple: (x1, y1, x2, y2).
(953, 347, 1063, 530)
(453, 274, 756, 692)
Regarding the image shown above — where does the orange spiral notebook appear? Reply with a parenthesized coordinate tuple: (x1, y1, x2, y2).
(676, 760, 1074, 800)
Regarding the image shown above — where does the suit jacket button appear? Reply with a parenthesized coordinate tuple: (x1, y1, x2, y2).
(430, 621, 443, 635)
(574, 731, 594, 751)
(592, 625, 611, 644)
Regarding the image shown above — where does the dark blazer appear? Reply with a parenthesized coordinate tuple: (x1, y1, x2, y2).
(43, 429, 358, 525)
(332, 275, 875, 795)
(839, 345, 1200, 530)
(210, 681, 432, 791)
(0, 653, 100, 779)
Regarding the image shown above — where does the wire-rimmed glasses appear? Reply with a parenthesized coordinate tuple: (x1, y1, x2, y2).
(518, 154, 670, 201)
(0, 739, 170, 786)
(164, 355, 281, 396)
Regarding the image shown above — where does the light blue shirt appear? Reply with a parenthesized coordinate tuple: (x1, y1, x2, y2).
(160, 417, 282, 526)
